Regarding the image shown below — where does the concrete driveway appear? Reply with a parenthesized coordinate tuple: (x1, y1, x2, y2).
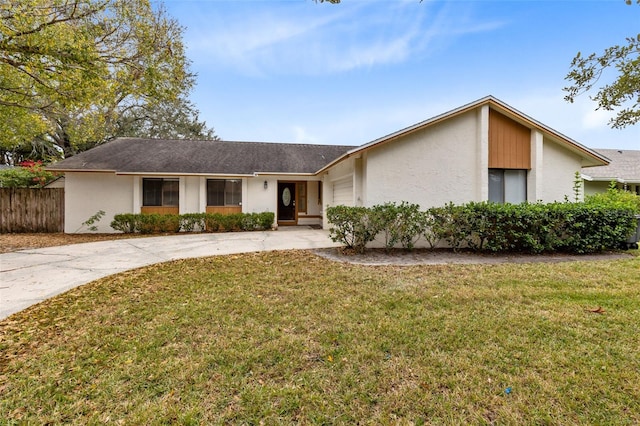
(0, 228, 339, 320)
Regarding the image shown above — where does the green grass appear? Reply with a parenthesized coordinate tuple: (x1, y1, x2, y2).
(1, 250, 639, 424)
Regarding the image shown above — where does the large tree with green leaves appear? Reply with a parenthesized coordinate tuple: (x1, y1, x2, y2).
(564, 0, 639, 129)
(1, 0, 216, 164)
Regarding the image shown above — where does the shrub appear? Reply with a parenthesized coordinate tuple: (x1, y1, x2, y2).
(428, 203, 469, 251)
(559, 204, 636, 253)
(420, 209, 442, 249)
(327, 199, 636, 254)
(0, 161, 59, 188)
(240, 212, 275, 231)
(586, 182, 640, 213)
(256, 212, 275, 230)
(204, 214, 221, 232)
(371, 202, 424, 251)
(326, 205, 377, 254)
(180, 213, 206, 232)
(111, 214, 138, 233)
(111, 212, 274, 234)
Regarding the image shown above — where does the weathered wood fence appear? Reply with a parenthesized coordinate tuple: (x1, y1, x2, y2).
(0, 188, 64, 233)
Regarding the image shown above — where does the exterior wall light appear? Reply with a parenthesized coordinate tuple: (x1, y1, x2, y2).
(264, 180, 268, 190)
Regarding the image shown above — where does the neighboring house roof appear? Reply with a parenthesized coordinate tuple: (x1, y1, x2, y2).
(317, 95, 609, 173)
(47, 138, 356, 176)
(581, 149, 640, 183)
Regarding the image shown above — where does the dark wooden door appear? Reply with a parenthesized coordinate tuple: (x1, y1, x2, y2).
(277, 182, 296, 222)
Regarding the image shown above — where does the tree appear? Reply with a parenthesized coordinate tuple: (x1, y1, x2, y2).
(115, 96, 218, 141)
(563, 1, 640, 129)
(1, 0, 215, 163)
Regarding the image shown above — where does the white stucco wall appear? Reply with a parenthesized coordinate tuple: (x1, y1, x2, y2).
(583, 180, 613, 197)
(66, 173, 326, 232)
(64, 172, 134, 233)
(246, 177, 276, 214)
(364, 110, 480, 209)
(182, 176, 201, 214)
(305, 181, 322, 217)
(539, 138, 584, 202)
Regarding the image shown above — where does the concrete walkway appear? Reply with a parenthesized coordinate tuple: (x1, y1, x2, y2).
(0, 229, 340, 320)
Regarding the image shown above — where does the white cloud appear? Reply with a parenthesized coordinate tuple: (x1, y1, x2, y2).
(184, 1, 505, 76)
(291, 125, 319, 145)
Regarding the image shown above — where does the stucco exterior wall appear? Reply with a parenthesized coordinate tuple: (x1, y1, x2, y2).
(583, 180, 613, 196)
(540, 138, 584, 202)
(65, 173, 326, 232)
(305, 181, 322, 217)
(364, 110, 480, 209)
(64, 172, 134, 233)
(182, 176, 201, 214)
(246, 177, 277, 214)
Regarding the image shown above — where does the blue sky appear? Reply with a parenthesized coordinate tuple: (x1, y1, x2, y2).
(160, 0, 639, 150)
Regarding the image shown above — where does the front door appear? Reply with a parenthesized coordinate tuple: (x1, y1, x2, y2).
(277, 182, 296, 223)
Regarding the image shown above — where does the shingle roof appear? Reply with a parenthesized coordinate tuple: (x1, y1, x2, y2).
(582, 149, 640, 183)
(47, 138, 356, 175)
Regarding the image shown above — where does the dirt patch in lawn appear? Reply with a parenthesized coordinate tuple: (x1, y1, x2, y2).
(314, 247, 633, 266)
(0, 233, 151, 254)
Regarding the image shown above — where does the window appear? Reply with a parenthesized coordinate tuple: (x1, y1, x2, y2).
(207, 179, 242, 206)
(296, 182, 307, 213)
(143, 178, 179, 206)
(489, 169, 527, 204)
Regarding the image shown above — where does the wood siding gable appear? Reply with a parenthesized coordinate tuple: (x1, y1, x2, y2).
(489, 109, 531, 169)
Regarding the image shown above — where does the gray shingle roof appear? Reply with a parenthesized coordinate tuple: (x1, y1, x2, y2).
(582, 149, 640, 183)
(47, 138, 356, 175)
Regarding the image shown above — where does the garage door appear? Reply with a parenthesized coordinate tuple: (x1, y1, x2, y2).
(332, 177, 353, 206)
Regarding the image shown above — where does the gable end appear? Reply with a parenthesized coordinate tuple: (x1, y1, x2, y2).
(489, 109, 531, 169)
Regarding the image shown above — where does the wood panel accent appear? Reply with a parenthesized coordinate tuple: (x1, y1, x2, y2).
(0, 188, 64, 232)
(206, 206, 242, 215)
(489, 109, 531, 169)
(141, 206, 179, 215)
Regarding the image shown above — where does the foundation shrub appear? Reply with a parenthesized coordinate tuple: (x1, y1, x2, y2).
(180, 213, 206, 232)
(327, 199, 636, 254)
(110, 212, 274, 234)
(217, 213, 244, 231)
(110, 214, 138, 233)
(371, 202, 423, 251)
(428, 203, 469, 251)
(559, 204, 636, 253)
(420, 209, 442, 248)
(204, 214, 221, 232)
(135, 214, 181, 234)
(254, 212, 275, 230)
(326, 205, 377, 254)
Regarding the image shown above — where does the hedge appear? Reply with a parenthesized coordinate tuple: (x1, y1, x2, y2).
(327, 198, 638, 254)
(110, 212, 275, 234)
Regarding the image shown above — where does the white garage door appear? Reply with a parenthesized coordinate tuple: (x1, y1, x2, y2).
(332, 176, 354, 206)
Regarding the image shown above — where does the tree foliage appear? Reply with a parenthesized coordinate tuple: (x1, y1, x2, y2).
(0, 160, 59, 187)
(0, 0, 216, 163)
(115, 95, 218, 141)
(563, 1, 640, 128)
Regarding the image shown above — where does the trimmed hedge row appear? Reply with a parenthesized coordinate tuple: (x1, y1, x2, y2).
(326, 201, 638, 254)
(110, 212, 275, 234)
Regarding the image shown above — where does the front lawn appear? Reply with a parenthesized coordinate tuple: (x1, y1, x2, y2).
(1, 251, 639, 424)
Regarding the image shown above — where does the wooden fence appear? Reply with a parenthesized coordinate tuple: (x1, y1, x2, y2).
(0, 188, 64, 233)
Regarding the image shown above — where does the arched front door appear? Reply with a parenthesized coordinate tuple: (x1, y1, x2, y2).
(277, 182, 296, 223)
